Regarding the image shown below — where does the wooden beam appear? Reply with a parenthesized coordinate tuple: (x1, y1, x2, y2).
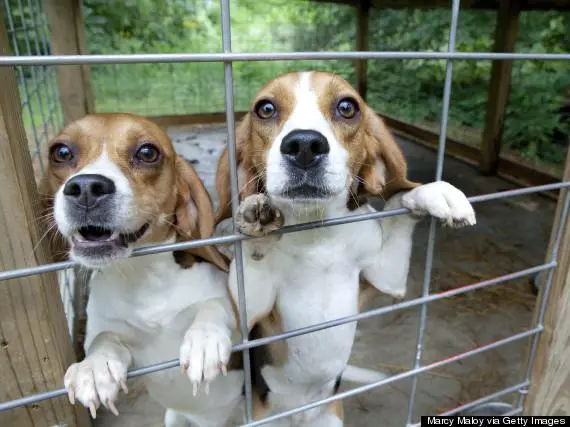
(311, 0, 570, 11)
(43, 0, 95, 125)
(0, 8, 89, 427)
(524, 146, 570, 415)
(479, 0, 520, 174)
(355, 0, 370, 100)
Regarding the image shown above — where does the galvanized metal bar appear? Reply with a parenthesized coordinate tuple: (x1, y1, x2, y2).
(0, 182, 569, 281)
(405, 1, 460, 423)
(1, 51, 570, 67)
(516, 191, 570, 408)
(220, 0, 253, 421)
(240, 328, 541, 427)
(438, 381, 529, 416)
(0, 263, 552, 412)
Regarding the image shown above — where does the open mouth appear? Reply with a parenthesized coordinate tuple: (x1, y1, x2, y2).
(72, 223, 149, 247)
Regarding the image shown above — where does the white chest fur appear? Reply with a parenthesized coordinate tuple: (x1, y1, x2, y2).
(240, 207, 384, 389)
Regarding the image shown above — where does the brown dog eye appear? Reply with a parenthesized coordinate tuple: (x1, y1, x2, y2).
(135, 143, 160, 163)
(50, 143, 73, 164)
(337, 98, 359, 119)
(255, 100, 277, 119)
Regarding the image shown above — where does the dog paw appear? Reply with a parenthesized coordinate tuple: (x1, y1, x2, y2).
(236, 194, 284, 237)
(402, 181, 476, 228)
(64, 355, 128, 418)
(180, 322, 232, 395)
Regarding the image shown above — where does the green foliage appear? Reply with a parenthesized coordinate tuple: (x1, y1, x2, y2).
(9, 0, 564, 163)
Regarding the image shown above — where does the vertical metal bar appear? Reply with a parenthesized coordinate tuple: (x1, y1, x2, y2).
(516, 191, 570, 408)
(220, 0, 254, 422)
(405, 1, 461, 424)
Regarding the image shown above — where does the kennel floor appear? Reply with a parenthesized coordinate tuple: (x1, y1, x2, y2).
(92, 123, 553, 427)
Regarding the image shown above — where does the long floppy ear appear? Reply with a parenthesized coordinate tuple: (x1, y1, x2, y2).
(174, 156, 229, 272)
(37, 172, 69, 262)
(358, 106, 420, 200)
(215, 113, 261, 224)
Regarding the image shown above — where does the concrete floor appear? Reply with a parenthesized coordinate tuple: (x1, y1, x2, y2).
(93, 123, 555, 427)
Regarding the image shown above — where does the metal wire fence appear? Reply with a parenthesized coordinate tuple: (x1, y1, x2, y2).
(1, 0, 570, 425)
(1, 0, 80, 335)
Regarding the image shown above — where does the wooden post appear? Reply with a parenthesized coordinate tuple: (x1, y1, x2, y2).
(43, 0, 95, 124)
(355, 0, 370, 100)
(525, 146, 570, 415)
(479, 0, 520, 174)
(0, 8, 89, 427)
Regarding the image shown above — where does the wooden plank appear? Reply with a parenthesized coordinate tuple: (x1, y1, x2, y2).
(381, 113, 561, 200)
(43, 0, 95, 124)
(524, 146, 570, 415)
(355, 0, 370, 100)
(311, 0, 570, 11)
(479, 0, 520, 174)
(147, 111, 247, 128)
(0, 8, 89, 427)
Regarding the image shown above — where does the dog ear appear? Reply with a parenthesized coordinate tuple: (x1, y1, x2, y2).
(215, 113, 261, 224)
(357, 106, 420, 200)
(174, 156, 229, 272)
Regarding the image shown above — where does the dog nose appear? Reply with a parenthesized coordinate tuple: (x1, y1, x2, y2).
(280, 130, 330, 169)
(63, 174, 116, 207)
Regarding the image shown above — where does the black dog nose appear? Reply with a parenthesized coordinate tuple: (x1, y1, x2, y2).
(63, 174, 116, 207)
(280, 130, 330, 169)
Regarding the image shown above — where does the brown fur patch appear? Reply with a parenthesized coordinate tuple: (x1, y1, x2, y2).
(328, 400, 344, 420)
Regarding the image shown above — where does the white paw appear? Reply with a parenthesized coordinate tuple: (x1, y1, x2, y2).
(180, 323, 232, 395)
(402, 181, 476, 228)
(64, 355, 128, 418)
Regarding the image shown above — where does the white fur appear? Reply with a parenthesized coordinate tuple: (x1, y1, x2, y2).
(64, 245, 244, 426)
(265, 72, 350, 201)
(227, 72, 476, 426)
(55, 145, 245, 426)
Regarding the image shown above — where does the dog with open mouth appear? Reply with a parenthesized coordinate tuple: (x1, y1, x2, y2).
(40, 113, 244, 427)
(215, 71, 477, 426)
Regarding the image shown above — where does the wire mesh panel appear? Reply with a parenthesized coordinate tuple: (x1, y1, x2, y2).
(2, 0, 81, 337)
(0, 0, 570, 425)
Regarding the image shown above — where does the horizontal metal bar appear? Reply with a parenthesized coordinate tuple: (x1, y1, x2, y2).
(1, 51, 570, 66)
(438, 381, 529, 416)
(241, 328, 541, 427)
(0, 262, 551, 412)
(1, 181, 569, 282)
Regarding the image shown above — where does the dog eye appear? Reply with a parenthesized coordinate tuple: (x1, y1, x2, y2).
(135, 143, 160, 163)
(255, 100, 277, 119)
(336, 98, 359, 119)
(50, 143, 74, 164)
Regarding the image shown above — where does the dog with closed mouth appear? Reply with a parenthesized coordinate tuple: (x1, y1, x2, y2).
(215, 71, 477, 426)
(40, 113, 244, 427)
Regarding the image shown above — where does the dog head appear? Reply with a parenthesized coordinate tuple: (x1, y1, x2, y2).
(215, 71, 418, 221)
(40, 113, 227, 270)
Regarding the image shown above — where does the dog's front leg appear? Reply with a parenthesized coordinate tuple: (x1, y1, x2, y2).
(64, 331, 132, 418)
(361, 181, 476, 298)
(180, 297, 234, 394)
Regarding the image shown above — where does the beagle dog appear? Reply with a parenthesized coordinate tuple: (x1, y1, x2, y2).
(215, 71, 476, 426)
(40, 113, 244, 427)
